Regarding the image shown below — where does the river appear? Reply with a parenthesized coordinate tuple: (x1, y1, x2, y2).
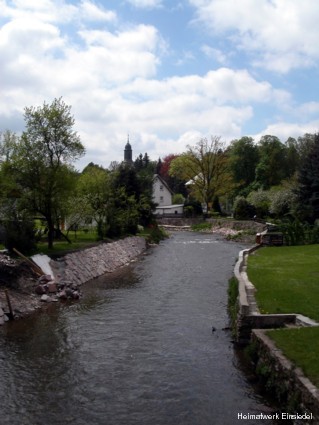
(0, 231, 279, 425)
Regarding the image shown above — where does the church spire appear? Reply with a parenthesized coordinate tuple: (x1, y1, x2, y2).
(124, 135, 133, 164)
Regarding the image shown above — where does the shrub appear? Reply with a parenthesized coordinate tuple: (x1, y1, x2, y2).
(247, 189, 270, 218)
(233, 197, 255, 220)
(4, 219, 37, 254)
(146, 225, 168, 244)
(172, 193, 185, 204)
(191, 222, 212, 231)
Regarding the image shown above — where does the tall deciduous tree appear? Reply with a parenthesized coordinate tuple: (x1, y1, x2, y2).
(169, 136, 233, 213)
(77, 165, 110, 239)
(227, 136, 259, 194)
(9, 98, 85, 248)
(295, 133, 319, 223)
(255, 135, 287, 189)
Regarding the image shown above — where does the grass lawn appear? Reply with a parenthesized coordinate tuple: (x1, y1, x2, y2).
(247, 245, 319, 388)
(35, 230, 101, 255)
(247, 245, 319, 320)
(266, 327, 319, 387)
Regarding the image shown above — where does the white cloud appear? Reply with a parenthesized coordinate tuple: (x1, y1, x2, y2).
(79, 1, 117, 22)
(201, 45, 228, 64)
(252, 120, 319, 144)
(190, 0, 319, 73)
(125, 0, 163, 8)
(1, 0, 116, 24)
(0, 0, 311, 170)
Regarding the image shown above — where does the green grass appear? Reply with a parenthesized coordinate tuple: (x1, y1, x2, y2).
(191, 222, 212, 231)
(35, 230, 101, 255)
(247, 245, 319, 389)
(247, 245, 319, 320)
(266, 327, 319, 387)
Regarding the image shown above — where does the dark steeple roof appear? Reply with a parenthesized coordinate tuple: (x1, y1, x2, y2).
(124, 135, 133, 163)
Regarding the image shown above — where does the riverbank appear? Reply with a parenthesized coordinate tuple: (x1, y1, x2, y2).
(234, 244, 319, 421)
(0, 236, 146, 324)
(0, 221, 260, 324)
(158, 217, 265, 244)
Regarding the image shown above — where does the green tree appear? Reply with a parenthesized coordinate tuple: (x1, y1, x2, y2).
(7, 98, 85, 249)
(227, 136, 259, 194)
(295, 133, 319, 223)
(77, 166, 110, 239)
(255, 135, 287, 189)
(169, 136, 234, 213)
(284, 137, 300, 178)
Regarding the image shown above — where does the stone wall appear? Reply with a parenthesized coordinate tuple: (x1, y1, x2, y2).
(251, 330, 319, 421)
(51, 236, 147, 286)
(235, 244, 319, 418)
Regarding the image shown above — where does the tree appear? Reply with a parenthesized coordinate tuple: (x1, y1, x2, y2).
(227, 136, 259, 195)
(284, 137, 300, 178)
(255, 135, 287, 189)
(77, 166, 110, 239)
(158, 154, 187, 196)
(295, 133, 319, 223)
(8, 98, 85, 249)
(0, 130, 18, 162)
(169, 136, 234, 213)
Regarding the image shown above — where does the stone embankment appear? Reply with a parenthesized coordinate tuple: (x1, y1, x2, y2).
(235, 246, 319, 421)
(0, 236, 146, 323)
(51, 236, 146, 288)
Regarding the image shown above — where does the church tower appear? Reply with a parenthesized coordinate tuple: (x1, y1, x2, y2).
(124, 136, 133, 164)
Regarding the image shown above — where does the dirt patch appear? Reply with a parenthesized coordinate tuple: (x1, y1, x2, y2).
(0, 253, 41, 321)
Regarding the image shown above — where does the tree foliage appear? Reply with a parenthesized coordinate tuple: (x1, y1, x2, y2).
(227, 136, 259, 194)
(295, 133, 319, 223)
(169, 136, 234, 212)
(255, 135, 288, 189)
(3, 98, 85, 249)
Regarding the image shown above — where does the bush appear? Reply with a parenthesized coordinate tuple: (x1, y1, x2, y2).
(4, 219, 37, 254)
(191, 222, 212, 231)
(247, 189, 270, 218)
(233, 197, 255, 220)
(172, 193, 185, 204)
(279, 220, 319, 245)
(146, 225, 168, 244)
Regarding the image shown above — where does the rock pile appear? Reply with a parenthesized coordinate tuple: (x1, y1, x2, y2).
(0, 236, 147, 323)
(34, 273, 81, 303)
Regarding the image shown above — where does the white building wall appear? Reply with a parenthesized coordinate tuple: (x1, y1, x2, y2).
(152, 175, 172, 206)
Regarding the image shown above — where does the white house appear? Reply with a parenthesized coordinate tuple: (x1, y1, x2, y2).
(152, 174, 184, 216)
(152, 174, 173, 206)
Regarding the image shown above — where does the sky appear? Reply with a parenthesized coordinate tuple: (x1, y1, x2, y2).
(1, 0, 319, 171)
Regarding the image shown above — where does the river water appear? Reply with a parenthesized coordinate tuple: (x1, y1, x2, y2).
(0, 232, 278, 425)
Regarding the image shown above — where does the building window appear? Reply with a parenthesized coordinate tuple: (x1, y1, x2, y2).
(160, 185, 163, 191)
(160, 196, 164, 203)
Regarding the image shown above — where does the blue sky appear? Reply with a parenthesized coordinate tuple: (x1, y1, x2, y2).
(1, 0, 319, 170)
